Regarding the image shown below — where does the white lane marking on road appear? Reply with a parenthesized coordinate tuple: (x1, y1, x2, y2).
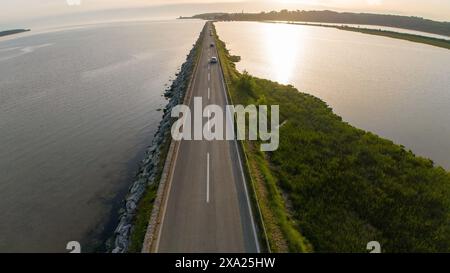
(208, 87, 210, 100)
(208, 72, 210, 82)
(206, 152, 210, 203)
(206, 109, 211, 135)
(206, 108, 211, 203)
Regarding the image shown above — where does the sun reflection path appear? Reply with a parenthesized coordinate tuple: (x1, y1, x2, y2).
(262, 23, 303, 85)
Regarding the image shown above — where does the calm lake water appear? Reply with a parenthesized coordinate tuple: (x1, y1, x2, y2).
(268, 21, 450, 40)
(0, 20, 203, 252)
(216, 21, 450, 169)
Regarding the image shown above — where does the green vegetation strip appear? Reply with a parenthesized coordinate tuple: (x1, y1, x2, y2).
(128, 139, 170, 252)
(340, 27, 450, 50)
(213, 22, 450, 252)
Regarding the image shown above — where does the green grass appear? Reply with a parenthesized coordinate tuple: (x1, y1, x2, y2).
(252, 146, 312, 252)
(127, 184, 158, 252)
(213, 22, 450, 252)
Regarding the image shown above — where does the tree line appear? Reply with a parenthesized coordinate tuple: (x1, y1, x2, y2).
(193, 10, 450, 37)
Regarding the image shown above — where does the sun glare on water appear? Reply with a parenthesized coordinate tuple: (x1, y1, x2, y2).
(262, 23, 303, 85)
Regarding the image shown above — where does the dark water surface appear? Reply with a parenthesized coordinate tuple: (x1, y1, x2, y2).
(0, 20, 203, 252)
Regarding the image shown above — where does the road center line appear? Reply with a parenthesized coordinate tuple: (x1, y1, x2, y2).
(208, 87, 210, 100)
(206, 152, 210, 203)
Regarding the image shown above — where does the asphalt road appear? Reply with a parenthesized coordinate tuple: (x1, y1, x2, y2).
(155, 22, 260, 253)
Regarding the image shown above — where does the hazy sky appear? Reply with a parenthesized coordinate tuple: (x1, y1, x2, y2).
(1, 0, 449, 29)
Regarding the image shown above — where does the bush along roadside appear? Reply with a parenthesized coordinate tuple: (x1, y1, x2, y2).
(212, 22, 450, 253)
(110, 29, 203, 253)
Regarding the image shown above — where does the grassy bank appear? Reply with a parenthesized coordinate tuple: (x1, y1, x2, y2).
(275, 22, 450, 50)
(213, 23, 450, 252)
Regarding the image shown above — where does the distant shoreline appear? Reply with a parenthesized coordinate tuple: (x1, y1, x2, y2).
(0, 29, 30, 37)
(187, 10, 450, 37)
(271, 21, 450, 50)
